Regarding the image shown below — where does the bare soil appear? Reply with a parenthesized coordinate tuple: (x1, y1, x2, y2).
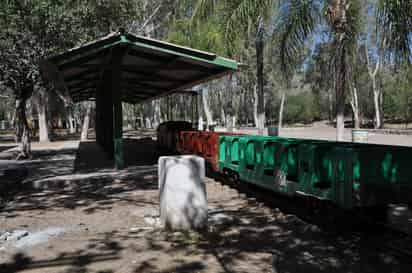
(0, 130, 411, 273)
(237, 124, 412, 147)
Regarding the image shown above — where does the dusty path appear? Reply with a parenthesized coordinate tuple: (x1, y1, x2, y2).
(236, 125, 412, 147)
(0, 137, 411, 273)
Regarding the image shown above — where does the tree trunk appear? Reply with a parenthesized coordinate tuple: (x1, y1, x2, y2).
(278, 91, 286, 130)
(15, 98, 31, 159)
(379, 89, 384, 128)
(80, 103, 92, 141)
(373, 87, 381, 129)
(328, 0, 352, 141)
(253, 84, 259, 127)
(201, 87, 214, 129)
(14, 106, 22, 142)
(365, 45, 382, 129)
(327, 89, 334, 122)
(227, 113, 233, 132)
(153, 100, 161, 128)
(335, 33, 346, 141)
(37, 101, 49, 142)
(68, 111, 76, 134)
(255, 18, 265, 134)
(371, 75, 382, 129)
(8, 111, 13, 128)
(349, 84, 360, 129)
(145, 117, 152, 128)
(220, 108, 226, 127)
(197, 91, 204, 130)
(35, 88, 50, 142)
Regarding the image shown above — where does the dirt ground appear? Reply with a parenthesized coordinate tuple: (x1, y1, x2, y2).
(0, 129, 412, 273)
(237, 123, 412, 147)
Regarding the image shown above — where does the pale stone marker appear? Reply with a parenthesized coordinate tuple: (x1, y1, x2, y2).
(158, 155, 207, 230)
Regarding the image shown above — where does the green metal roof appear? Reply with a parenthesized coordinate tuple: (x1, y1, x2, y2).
(40, 31, 239, 104)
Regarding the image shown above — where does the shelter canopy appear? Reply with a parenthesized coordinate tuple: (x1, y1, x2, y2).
(40, 31, 239, 104)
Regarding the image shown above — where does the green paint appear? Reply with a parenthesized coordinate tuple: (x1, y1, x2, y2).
(218, 134, 412, 209)
(51, 33, 237, 73)
(42, 33, 239, 105)
(114, 138, 124, 169)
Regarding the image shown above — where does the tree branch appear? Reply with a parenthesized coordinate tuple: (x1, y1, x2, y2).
(139, 3, 162, 33)
(365, 44, 380, 77)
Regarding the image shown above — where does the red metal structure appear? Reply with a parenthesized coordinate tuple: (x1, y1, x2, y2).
(176, 130, 241, 171)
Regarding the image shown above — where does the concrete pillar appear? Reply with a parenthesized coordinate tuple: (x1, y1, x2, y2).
(158, 155, 207, 230)
(102, 77, 114, 157)
(95, 85, 103, 146)
(111, 47, 125, 169)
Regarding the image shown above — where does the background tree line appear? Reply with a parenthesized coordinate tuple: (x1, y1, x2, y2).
(0, 0, 411, 158)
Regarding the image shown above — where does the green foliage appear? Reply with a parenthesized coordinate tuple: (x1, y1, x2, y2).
(383, 65, 412, 122)
(279, 92, 319, 124)
(0, 0, 411, 130)
(377, 0, 412, 63)
(167, 17, 225, 54)
(276, 0, 319, 79)
(192, 0, 275, 56)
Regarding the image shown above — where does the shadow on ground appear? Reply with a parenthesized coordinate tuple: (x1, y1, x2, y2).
(73, 138, 163, 173)
(3, 202, 410, 273)
(0, 232, 123, 273)
(3, 138, 163, 218)
(1, 135, 411, 273)
(0, 145, 17, 153)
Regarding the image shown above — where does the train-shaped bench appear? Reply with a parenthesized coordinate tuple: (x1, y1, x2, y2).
(157, 121, 412, 210)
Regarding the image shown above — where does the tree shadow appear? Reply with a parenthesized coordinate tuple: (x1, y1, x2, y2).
(1, 138, 165, 218)
(2, 135, 411, 273)
(0, 130, 15, 143)
(74, 138, 164, 173)
(145, 159, 412, 273)
(0, 231, 125, 273)
(0, 252, 120, 273)
(0, 145, 17, 153)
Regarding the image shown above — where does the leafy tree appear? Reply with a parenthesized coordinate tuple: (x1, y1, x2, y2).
(279, 0, 411, 139)
(305, 42, 335, 121)
(0, 1, 46, 157)
(384, 64, 412, 126)
(193, 0, 276, 133)
(377, 0, 412, 64)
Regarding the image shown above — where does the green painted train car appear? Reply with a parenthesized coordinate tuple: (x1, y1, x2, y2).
(218, 134, 412, 209)
(218, 135, 243, 176)
(158, 122, 412, 211)
(332, 145, 412, 208)
(219, 135, 305, 195)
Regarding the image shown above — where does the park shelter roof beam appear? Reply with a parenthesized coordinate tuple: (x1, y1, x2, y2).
(39, 31, 239, 104)
(39, 31, 239, 170)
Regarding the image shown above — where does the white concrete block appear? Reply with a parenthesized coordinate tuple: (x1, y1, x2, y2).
(158, 155, 207, 230)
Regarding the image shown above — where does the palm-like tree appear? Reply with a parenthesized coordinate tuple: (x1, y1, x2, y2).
(377, 0, 412, 64)
(192, 0, 275, 133)
(326, 0, 360, 140)
(194, 0, 411, 139)
(277, 0, 360, 140)
(280, 0, 411, 140)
